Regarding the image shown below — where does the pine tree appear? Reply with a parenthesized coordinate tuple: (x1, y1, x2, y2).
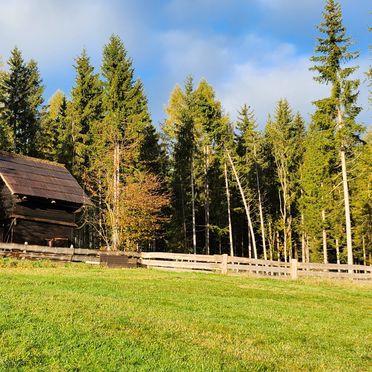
(67, 50, 102, 179)
(1, 48, 43, 155)
(86, 35, 166, 251)
(236, 105, 266, 259)
(351, 131, 371, 264)
(163, 78, 196, 252)
(300, 114, 335, 263)
(266, 100, 305, 262)
(37, 90, 66, 161)
(310, 0, 363, 265)
(0, 58, 13, 150)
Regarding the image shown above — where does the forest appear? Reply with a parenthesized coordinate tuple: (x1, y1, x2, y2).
(0, 0, 370, 265)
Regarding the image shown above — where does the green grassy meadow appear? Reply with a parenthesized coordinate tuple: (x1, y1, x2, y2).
(0, 259, 371, 371)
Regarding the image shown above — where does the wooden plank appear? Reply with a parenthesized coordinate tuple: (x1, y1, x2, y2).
(141, 252, 220, 263)
(0, 243, 100, 256)
(150, 267, 213, 274)
(227, 256, 291, 267)
(18, 253, 72, 261)
(11, 214, 77, 227)
(227, 263, 290, 274)
(298, 262, 372, 272)
(297, 271, 372, 279)
(73, 248, 100, 256)
(140, 259, 219, 271)
(71, 255, 100, 263)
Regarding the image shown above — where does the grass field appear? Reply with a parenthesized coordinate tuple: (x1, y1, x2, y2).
(0, 259, 371, 371)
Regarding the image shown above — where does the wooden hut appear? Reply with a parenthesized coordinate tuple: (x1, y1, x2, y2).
(0, 152, 91, 246)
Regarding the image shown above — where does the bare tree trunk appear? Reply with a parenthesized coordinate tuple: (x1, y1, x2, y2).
(224, 161, 234, 256)
(98, 179, 104, 248)
(191, 162, 196, 254)
(112, 142, 120, 251)
(180, 183, 187, 249)
(255, 163, 267, 260)
(268, 219, 273, 261)
(288, 215, 293, 260)
(226, 150, 257, 259)
(340, 148, 353, 265)
(336, 238, 340, 265)
(278, 190, 287, 262)
(248, 228, 252, 259)
(362, 236, 366, 265)
(337, 107, 353, 266)
(322, 209, 328, 264)
(301, 214, 305, 263)
(276, 231, 280, 262)
(204, 145, 210, 255)
(306, 236, 310, 263)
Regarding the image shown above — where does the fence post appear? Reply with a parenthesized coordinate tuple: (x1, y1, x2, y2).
(221, 254, 228, 274)
(290, 258, 298, 279)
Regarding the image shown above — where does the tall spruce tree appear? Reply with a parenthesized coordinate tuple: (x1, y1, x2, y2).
(0, 58, 13, 150)
(86, 35, 166, 251)
(310, 0, 363, 265)
(163, 78, 196, 252)
(236, 105, 267, 259)
(68, 50, 102, 180)
(37, 90, 66, 161)
(266, 100, 305, 262)
(1, 48, 44, 155)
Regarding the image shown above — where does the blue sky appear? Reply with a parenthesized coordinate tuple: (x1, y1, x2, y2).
(0, 0, 370, 127)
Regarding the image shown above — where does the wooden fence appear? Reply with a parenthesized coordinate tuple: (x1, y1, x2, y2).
(0, 243, 100, 264)
(140, 252, 372, 280)
(0, 243, 371, 280)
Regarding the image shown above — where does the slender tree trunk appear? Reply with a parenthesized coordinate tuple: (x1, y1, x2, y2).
(268, 219, 273, 261)
(283, 229, 287, 263)
(340, 148, 353, 265)
(204, 145, 210, 255)
(322, 209, 328, 264)
(362, 236, 366, 265)
(248, 228, 252, 259)
(288, 215, 293, 260)
(301, 214, 305, 263)
(276, 231, 280, 262)
(224, 161, 234, 256)
(306, 236, 310, 263)
(226, 150, 257, 259)
(112, 142, 120, 251)
(255, 163, 267, 260)
(336, 238, 340, 265)
(337, 107, 353, 266)
(98, 179, 103, 248)
(191, 162, 196, 254)
(278, 190, 287, 262)
(180, 183, 187, 250)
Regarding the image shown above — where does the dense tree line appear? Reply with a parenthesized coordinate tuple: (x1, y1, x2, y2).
(0, 0, 370, 263)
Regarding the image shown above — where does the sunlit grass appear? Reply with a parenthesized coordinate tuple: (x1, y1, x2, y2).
(0, 260, 371, 371)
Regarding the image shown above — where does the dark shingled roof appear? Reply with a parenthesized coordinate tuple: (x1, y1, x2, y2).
(0, 152, 91, 205)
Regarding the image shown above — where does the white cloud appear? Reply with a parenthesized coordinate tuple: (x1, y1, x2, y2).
(217, 57, 327, 127)
(217, 56, 371, 128)
(154, 26, 370, 128)
(158, 30, 230, 80)
(0, 0, 148, 67)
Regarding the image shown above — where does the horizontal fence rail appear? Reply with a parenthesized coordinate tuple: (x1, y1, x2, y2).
(140, 252, 371, 280)
(0, 243, 371, 280)
(0, 243, 100, 264)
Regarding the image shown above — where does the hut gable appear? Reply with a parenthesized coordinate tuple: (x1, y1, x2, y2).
(0, 152, 90, 205)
